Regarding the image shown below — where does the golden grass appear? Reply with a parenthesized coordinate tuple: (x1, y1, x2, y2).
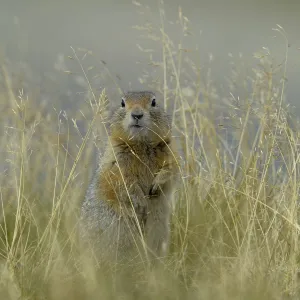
(0, 3, 299, 299)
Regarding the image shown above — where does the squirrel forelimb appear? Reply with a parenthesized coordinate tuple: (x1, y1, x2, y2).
(123, 183, 149, 218)
(149, 168, 173, 196)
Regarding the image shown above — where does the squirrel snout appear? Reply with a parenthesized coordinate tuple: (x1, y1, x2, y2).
(131, 112, 144, 120)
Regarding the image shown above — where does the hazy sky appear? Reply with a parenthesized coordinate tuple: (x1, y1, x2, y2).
(1, 0, 299, 111)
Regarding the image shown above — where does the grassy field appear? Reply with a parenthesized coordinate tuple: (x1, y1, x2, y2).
(0, 4, 300, 300)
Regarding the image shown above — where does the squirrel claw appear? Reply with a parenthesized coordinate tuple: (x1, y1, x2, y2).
(149, 184, 159, 196)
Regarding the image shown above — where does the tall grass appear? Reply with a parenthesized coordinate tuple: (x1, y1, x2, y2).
(0, 3, 299, 299)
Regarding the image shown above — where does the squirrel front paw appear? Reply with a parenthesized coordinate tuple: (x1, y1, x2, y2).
(133, 199, 147, 216)
(149, 183, 160, 196)
(149, 169, 172, 196)
(124, 195, 149, 218)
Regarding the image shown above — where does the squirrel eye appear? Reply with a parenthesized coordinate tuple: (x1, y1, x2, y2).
(151, 97, 156, 107)
(121, 98, 125, 107)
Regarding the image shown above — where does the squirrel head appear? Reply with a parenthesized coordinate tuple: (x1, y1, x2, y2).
(110, 91, 172, 144)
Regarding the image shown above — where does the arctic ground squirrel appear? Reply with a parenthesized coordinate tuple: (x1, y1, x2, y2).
(80, 91, 178, 262)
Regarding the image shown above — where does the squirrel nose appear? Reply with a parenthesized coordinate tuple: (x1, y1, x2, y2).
(131, 113, 144, 120)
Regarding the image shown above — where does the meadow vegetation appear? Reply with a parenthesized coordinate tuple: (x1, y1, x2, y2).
(0, 3, 299, 299)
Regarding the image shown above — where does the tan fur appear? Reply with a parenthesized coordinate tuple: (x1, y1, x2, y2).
(80, 91, 178, 262)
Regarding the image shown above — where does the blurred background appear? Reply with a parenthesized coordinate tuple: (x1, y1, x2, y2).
(0, 0, 299, 111)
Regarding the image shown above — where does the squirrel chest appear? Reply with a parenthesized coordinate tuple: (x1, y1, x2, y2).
(98, 141, 170, 204)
